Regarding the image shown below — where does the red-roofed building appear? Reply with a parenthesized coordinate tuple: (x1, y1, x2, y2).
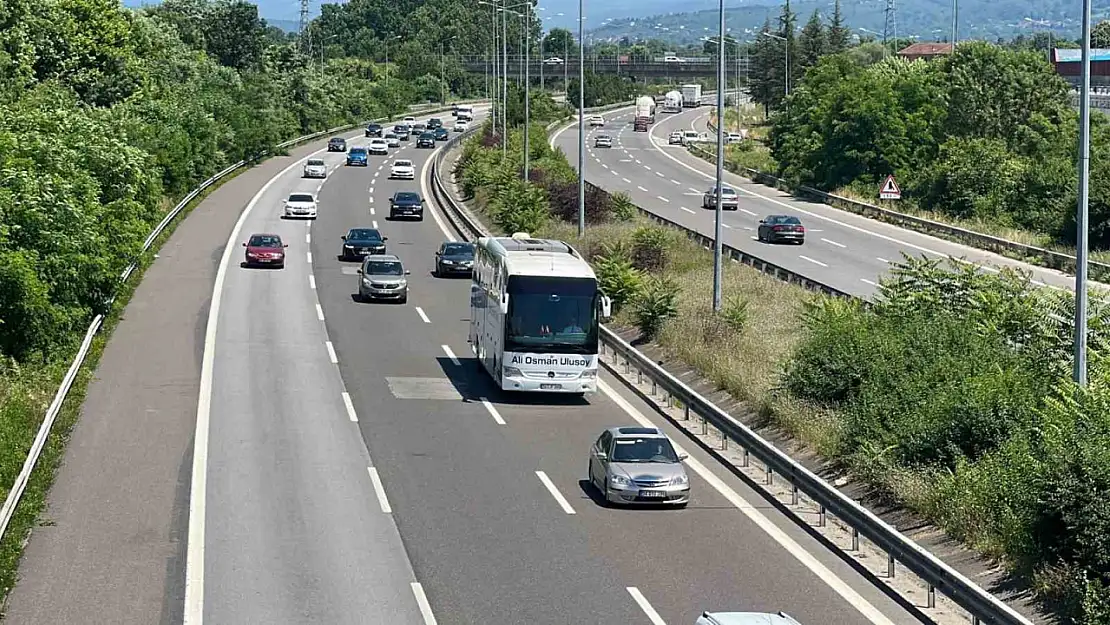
(1052, 48, 1110, 86)
(897, 42, 954, 61)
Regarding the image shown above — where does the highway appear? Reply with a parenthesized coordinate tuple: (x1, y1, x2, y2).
(296, 111, 923, 623)
(553, 103, 1082, 297)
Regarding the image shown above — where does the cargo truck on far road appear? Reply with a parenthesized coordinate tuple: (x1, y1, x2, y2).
(681, 84, 702, 107)
(663, 90, 683, 112)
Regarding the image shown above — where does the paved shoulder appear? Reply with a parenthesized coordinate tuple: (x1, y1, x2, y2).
(1, 136, 362, 625)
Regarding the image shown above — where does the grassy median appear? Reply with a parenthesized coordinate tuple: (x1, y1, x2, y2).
(454, 120, 1110, 622)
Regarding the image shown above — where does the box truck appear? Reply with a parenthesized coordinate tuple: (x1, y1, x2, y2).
(681, 84, 702, 107)
(635, 95, 656, 123)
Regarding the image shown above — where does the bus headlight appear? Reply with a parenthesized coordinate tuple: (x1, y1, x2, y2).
(579, 369, 597, 379)
(503, 366, 523, 377)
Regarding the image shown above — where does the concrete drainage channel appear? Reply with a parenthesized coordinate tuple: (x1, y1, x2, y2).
(432, 113, 1034, 625)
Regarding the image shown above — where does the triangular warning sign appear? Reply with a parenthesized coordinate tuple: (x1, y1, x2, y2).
(879, 174, 901, 200)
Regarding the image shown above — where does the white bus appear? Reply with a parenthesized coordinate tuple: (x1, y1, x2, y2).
(469, 233, 612, 393)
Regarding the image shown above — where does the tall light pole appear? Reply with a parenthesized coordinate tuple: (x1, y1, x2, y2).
(502, 4, 534, 179)
(761, 31, 788, 101)
(481, 1, 503, 145)
(577, 5, 585, 237)
(711, 0, 725, 311)
(1075, 0, 1093, 386)
(952, 0, 959, 44)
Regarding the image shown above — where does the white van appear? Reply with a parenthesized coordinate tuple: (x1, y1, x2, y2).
(455, 104, 474, 120)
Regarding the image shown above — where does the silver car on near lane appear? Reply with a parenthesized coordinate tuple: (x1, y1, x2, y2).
(588, 426, 689, 507)
(696, 612, 803, 625)
(356, 254, 410, 304)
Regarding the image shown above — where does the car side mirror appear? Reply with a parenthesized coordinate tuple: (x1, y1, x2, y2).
(596, 451, 607, 460)
(499, 294, 509, 315)
(341, 235, 347, 240)
(435, 250, 441, 256)
(404, 270, 412, 275)
(382, 236, 389, 241)
(241, 242, 247, 247)
(600, 295, 612, 319)
(758, 219, 765, 224)
(357, 269, 363, 275)
(678, 453, 689, 462)
(284, 244, 289, 248)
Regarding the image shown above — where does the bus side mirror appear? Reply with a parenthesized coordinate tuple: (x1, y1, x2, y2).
(600, 295, 612, 320)
(499, 294, 509, 315)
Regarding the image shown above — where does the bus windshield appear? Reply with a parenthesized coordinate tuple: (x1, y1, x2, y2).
(505, 276, 598, 354)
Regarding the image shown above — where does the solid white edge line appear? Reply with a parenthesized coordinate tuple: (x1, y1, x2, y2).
(415, 306, 431, 323)
(315, 303, 325, 321)
(480, 398, 506, 425)
(441, 344, 460, 366)
(626, 587, 667, 625)
(185, 134, 341, 624)
(325, 341, 338, 363)
(341, 391, 358, 422)
(596, 379, 897, 625)
(410, 582, 439, 625)
(535, 470, 576, 514)
(367, 467, 393, 513)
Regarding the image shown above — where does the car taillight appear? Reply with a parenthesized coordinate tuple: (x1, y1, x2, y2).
(773, 225, 785, 231)
(796, 226, 805, 232)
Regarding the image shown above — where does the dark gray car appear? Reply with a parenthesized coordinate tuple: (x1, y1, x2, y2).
(588, 426, 689, 507)
(434, 241, 475, 277)
(757, 215, 805, 244)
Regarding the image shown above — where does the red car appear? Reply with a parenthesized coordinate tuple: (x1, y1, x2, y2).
(242, 233, 288, 268)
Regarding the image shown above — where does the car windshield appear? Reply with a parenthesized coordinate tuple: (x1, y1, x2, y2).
(505, 276, 598, 354)
(386, 133, 397, 138)
(442, 243, 474, 257)
(610, 437, 680, 463)
(248, 235, 282, 248)
(421, 133, 433, 138)
(330, 138, 344, 143)
(306, 159, 324, 166)
(366, 261, 404, 275)
(288, 194, 314, 203)
(395, 160, 412, 168)
(348, 229, 381, 240)
(350, 148, 366, 154)
(394, 192, 420, 203)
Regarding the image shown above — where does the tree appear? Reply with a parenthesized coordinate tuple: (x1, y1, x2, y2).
(1094, 20, 1110, 48)
(748, 18, 780, 112)
(203, 0, 265, 70)
(779, 0, 798, 98)
(827, 0, 850, 53)
(543, 28, 576, 59)
(798, 10, 826, 70)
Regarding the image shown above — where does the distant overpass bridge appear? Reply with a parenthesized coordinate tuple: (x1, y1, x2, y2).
(455, 55, 740, 78)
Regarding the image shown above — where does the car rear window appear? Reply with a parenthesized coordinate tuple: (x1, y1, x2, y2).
(350, 147, 367, 154)
(288, 193, 314, 202)
(306, 159, 325, 166)
(781, 216, 801, 224)
(395, 160, 413, 167)
(248, 235, 282, 247)
(366, 260, 404, 275)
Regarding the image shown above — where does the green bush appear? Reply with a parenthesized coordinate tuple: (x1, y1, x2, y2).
(721, 296, 750, 333)
(594, 244, 642, 314)
(631, 276, 679, 340)
(630, 226, 669, 272)
(610, 191, 637, 221)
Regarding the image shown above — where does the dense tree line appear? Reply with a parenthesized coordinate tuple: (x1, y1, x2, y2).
(0, 0, 474, 363)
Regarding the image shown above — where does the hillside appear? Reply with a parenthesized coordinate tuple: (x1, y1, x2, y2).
(580, 0, 1110, 44)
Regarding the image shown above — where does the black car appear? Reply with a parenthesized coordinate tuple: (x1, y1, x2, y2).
(340, 228, 388, 260)
(434, 241, 475, 277)
(412, 123, 427, 135)
(433, 127, 449, 141)
(394, 124, 410, 140)
(427, 118, 443, 129)
(365, 123, 383, 137)
(389, 191, 424, 220)
(327, 137, 347, 152)
(416, 132, 435, 148)
(757, 214, 806, 244)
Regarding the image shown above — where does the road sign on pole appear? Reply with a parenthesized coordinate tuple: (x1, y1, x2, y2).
(879, 174, 901, 200)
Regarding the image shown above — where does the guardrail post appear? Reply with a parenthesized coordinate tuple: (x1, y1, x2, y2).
(765, 465, 773, 485)
(887, 553, 895, 578)
(683, 404, 690, 420)
(851, 526, 857, 548)
(819, 505, 827, 528)
(637, 368, 643, 385)
(720, 431, 727, 450)
(623, 356, 630, 374)
(791, 483, 798, 505)
(741, 447, 749, 467)
(651, 379, 657, 396)
(927, 584, 935, 609)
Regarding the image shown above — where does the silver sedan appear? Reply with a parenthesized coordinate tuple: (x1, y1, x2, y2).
(588, 426, 690, 507)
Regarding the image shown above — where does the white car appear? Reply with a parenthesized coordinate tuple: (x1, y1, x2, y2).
(543, 56, 563, 65)
(403, 116, 416, 125)
(368, 139, 389, 155)
(668, 131, 683, 145)
(390, 159, 415, 180)
(302, 158, 327, 178)
(453, 120, 468, 132)
(283, 192, 318, 219)
(385, 133, 401, 148)
(588, 115, 605, 127)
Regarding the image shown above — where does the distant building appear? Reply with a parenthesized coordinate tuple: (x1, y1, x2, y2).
(1052, 48, 1110, 86)
(897, 42, 954, 61)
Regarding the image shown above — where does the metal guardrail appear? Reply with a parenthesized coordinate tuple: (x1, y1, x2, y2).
(698, 118, 1110, 282)
(0, 98, 482, 549)
(431, 119, 1033, 625)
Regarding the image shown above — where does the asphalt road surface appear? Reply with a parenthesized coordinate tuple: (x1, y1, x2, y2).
(553, 103, 1083, 298)
(303, 112, 925, 624)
